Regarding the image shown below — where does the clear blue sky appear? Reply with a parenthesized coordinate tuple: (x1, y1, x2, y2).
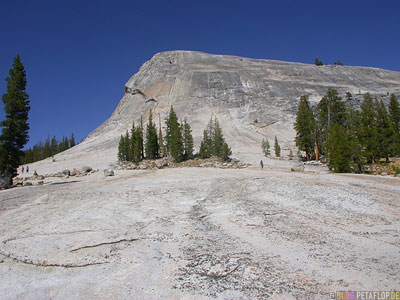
(1, 0, 399, 148)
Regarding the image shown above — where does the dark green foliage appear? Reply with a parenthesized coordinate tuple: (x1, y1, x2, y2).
(346, 105, 364, 172)
(182, 118, 194, 159)
(199, 130, 212, 159)
(316, 88, 346, 157)
(130, 122, 143, 162)
(22, 134, 78, 164)
(359, 93, 378, 162)
(261, 138, 270, 156)
(333, 59, 344, 66)
(199, 117, 231, 160)
(117, 122, 143, 163)
(0, 55, 30, 176)
(145, 109, 159, 159)
(375, 99, 395, 161)
(315, 57, 323, 66)
(274, 136, 281, 157)
(294, 95, 315, 160)
(118, 134, 127, 162)
(327, 124, 352, 172)
(389, 94, 400, 155)
(165, 106, 183, 162)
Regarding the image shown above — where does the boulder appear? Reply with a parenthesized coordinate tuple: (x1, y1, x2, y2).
(0, 174, 11, 189)
(81, 166, 92, 173)
(291, 164, 305, 172)
(23, 181, 33, 186)
(103, 169, 114, 177)
(70, 169, 80, 176)
(62, 169, 70, 176)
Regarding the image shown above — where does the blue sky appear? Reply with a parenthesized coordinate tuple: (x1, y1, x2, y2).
(1, 0, 399, 148)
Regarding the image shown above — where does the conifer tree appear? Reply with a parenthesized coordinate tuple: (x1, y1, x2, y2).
(261, 138, 270, 156)
(145, 109, 159, 159)
(130, 121, 143, 162)
(274, 135, 281, 157)
(375, 99, 394, 161)
(199, 130, 212, 159)
(69, 133, 76, 148)
(316, 88, 346, 158)
(359, 93, 378, 163)
(346, 104, 364, 172)
(118, 134, 126, 162)
(158, 114, 165, 158)
(50, 136, 58, 155)
(294, 95, 315, 160)
(165, 106, 183, 161)
(0, 55, 30, 176)
(328, 123, 352, 172)
(389, 94, 400, 155)
(182, 118, 194, 159)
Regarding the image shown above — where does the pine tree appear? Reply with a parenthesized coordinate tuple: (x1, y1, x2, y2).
(389, 94, 400, 155)
(158, 114, 165, 158)
(0, 55, 30, 177)
(50, 136, 58, 156)
(346, 104, 364, 172)
(165, 106, 183, 162)
(274, 135, 281, 157)
(145, 109, 159, 159)
(316, 88, 346, 158)
(328, 123, 352, 172)
(199, 130, 212, 159)
(211, 118, 231, 160)
(359, 93, 378, 163)
(294, 95, 315, 160)
(315, 57, 323, 66)
(261, 138, 270, 156)
(375, 99, 394, 161)
(118, 134, 126, 162)
(182, 118, 194, 159)
(69, 133, 76, 148)
(130, 121, 143, 162)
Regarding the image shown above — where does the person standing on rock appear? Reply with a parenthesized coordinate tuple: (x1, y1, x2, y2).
(26, 166, 29, 173)
(260, 160, 264, 169)
(21, 166, 24, 174)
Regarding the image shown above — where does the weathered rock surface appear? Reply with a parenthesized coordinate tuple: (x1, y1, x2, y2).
(0, 168, 399, 299)
(25, 51, 400, 173)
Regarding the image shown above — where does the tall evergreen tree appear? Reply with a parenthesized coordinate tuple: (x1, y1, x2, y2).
(0, 55, 30, 177)
(346, 104, 364, 172)
(274, 135, 281, 157)
(359, 93, 378, 163)
(211, 118, 231, 161)
(327, 123, 352, 172)
(294, 95, 315, 160)
(165, 106, 183, 161)
(118, 134, 127, 162)
(375, 99, 394, 161)
(199, 129, 212, 159)
(261, 138, 270, 156)
(182, 118, 194, 159)
(316, 88, 346, 158)
(145, 109, 159, 159)
(389, 94, 400, 155)
(130, 121, 143, 162)
(158, 114, 165, 158)
(69, 133, 76, 148)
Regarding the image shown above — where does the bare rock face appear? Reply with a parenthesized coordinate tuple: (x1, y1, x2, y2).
(40, 51, 400, 169)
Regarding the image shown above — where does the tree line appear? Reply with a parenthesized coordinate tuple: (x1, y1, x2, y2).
(21, 134, 77, 164)
(294, 88, 400, 172)
(118, 107, 231, 163)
